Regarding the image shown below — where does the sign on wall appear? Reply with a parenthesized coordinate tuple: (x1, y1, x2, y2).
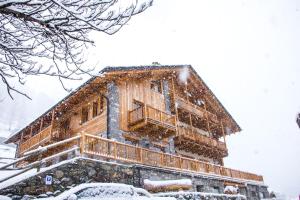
(45, 175, 53, 185)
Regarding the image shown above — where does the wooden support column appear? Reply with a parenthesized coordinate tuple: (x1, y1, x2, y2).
(189, 113, 194, 138)
(17, 131, 25, 158)
(203, 102, 211, 134)
(185, 81, 189, 102)
(50, 110, 55, 139)
(39, 118, 44, 132)
(221, 120, 227, 147)
(171, 77, 179, 135)
(80, 131, 86, 154)
(29, 125, 33, 137)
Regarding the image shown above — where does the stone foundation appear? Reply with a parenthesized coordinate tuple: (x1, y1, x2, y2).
(0, 158, 269, 200)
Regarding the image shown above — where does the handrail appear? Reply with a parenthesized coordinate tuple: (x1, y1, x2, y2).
(1, 132, 263, 184)
(128, 103, 176, 127)
(175, 96, 219, 123)
(83, 133, 263, 182)
(128, 106, 144, 125)
(0, 147, 79, 183)
(146, 104, 172, 117)
(177, 125, 227, 151)
(0, 135, 81, 170)
(19, 125, 52, 154)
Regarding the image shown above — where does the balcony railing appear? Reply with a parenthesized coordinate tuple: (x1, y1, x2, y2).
(19, 125, 52, 154)
(175, 96, 219, 124)
(176, 124, 227, 153)
(82, 133, 263, 182)
(128, 103, 176, 130)
(11, 132, 263, 184)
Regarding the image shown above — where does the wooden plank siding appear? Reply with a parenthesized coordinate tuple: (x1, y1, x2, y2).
(119, 79, 166, 132)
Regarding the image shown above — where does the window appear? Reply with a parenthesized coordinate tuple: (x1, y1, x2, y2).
(150, 80, 162, 93)
(213, 186, 220, 193)
(81, 106, 89, 124)
(99, 96, 104, 113)
(92, 102, 98, 118)
(92, 97, 105, 118)
(196, 185, 204, 192)
(251, 191, 257, 197)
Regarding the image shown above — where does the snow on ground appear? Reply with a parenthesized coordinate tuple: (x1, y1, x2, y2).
(0, 144, 16, 167)
(0, 195, 11, 200)
(39, 183, 171, 200)
(155, 191, 247, 199)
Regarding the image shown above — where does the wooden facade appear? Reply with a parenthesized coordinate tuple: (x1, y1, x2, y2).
(6, 65, 263, 183)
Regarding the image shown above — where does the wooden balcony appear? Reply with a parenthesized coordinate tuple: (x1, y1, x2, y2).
(14, 132, 263, 183)
(19, 125, 52, 154)
(176, 96, 219, 124)
(175, 124, 228, 157)
(82, 133, 263, 182)
(128, 103, 176, 137)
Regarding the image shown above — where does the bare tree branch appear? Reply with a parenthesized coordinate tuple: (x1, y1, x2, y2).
(0, 0, 153, 99)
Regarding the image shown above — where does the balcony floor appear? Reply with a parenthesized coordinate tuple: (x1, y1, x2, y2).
(129, 118, 176, 138)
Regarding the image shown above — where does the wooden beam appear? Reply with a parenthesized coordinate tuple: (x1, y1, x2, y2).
(203, 102, 211, 134)
(39, 118, 44, 132)
(221, 120, 227, 146)
(50, 110, 55, 139)
(29, 126, 33, 137)
(171, 77, 179, 135)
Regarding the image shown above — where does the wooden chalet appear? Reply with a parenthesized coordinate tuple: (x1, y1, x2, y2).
(5, 65, 263, 183)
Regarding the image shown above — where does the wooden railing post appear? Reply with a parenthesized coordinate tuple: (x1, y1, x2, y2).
(80, 132, 85, 155)
(179, 157, 182, 169)
(114, 141, 117, 159)
(160, 152, 164, 166)
(140, 148, 143, 164)
(160, 112, 162, 122)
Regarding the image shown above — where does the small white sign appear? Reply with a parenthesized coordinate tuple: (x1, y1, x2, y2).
(45, 175, 53, 185)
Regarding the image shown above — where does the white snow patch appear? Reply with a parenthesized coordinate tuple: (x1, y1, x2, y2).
(0, 195, 11, 200)
(144, 179, 192, 190)
(155, 191, 246, 199)
(39, 183, 174, 200)
(224, 186, 238, 194)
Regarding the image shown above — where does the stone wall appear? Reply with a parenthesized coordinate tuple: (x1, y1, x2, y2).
(107, 81, 125, 142)
(0, 158, 134, 199)
(0, 158, 269, 200)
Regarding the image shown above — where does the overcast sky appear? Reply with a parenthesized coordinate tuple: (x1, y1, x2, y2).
(3, 0, 300, 197)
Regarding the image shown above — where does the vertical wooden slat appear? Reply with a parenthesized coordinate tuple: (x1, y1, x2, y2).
(221, 120, 227, 147)
(114, 141, 117, 159)
(80, 132, 85, 154)
(30, 125, 33, 137)
(203, 102, 211, 134)
(39, 118, 43, 132)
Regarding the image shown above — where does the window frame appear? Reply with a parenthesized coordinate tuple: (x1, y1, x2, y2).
(150, 80, 163, 94)
(81, 106, 89, 124)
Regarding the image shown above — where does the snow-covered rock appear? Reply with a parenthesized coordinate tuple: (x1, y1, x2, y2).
(224, 186, 238, 194)
(144, 179, 192, 192)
